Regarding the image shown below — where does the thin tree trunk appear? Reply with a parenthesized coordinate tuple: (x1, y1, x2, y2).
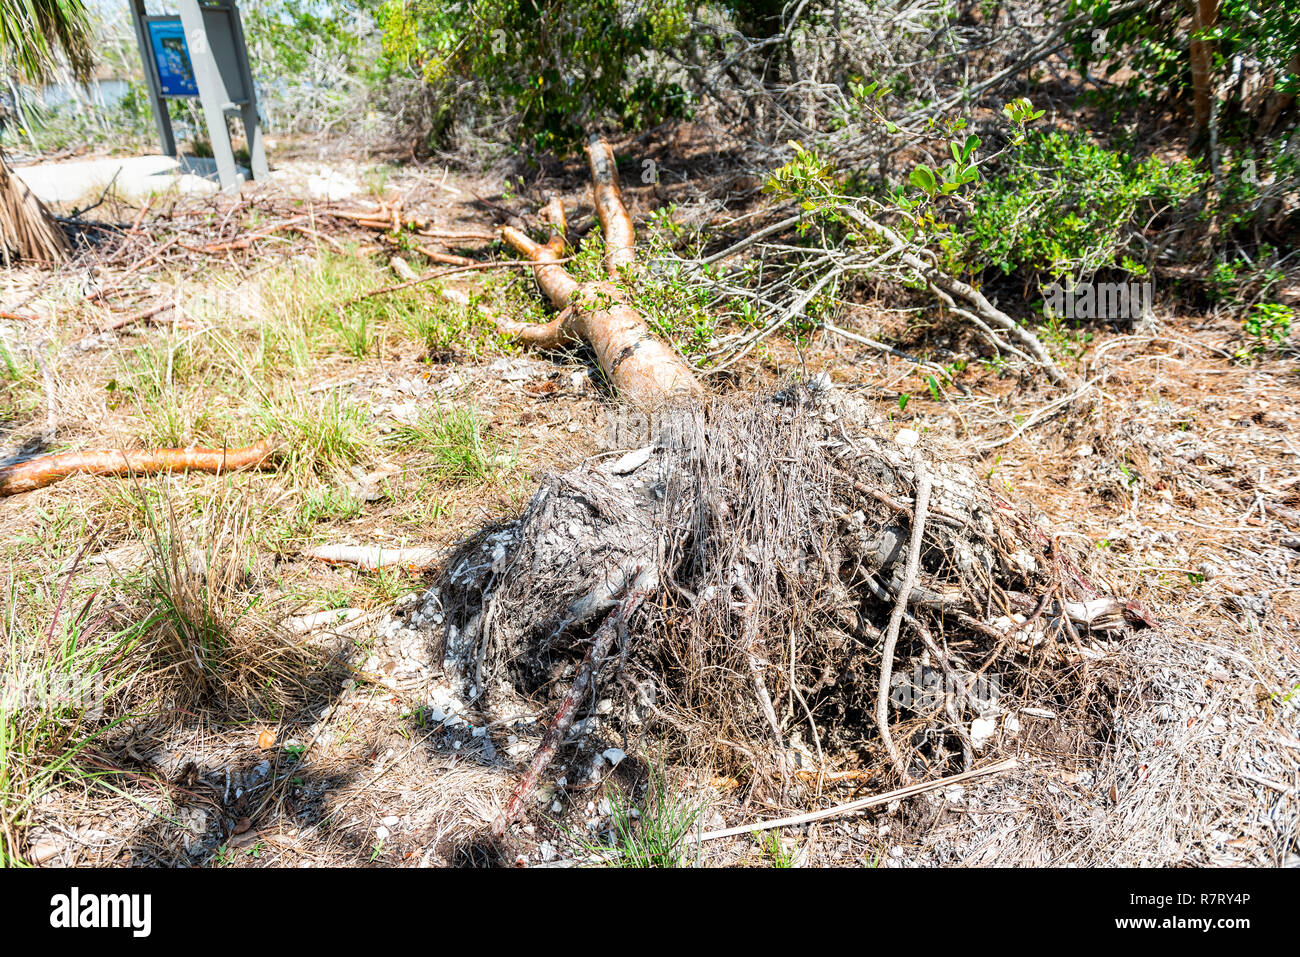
(1189, 0, 1219, 144)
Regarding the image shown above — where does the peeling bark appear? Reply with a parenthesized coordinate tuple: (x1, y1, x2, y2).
(493, 136, 703, 407)
(0, 437, 279, 496)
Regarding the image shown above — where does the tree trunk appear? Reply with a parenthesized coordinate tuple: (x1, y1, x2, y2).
(0, 151, 70, 265)
(495, 136, 703, 407)
(1189, 0, 1220, 144)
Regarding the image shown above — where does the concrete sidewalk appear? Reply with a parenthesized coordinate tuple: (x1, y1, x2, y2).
(12, 154, 232, 205)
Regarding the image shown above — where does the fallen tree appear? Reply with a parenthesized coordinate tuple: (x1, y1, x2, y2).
(413, 137, 1147, 839)
(492, 137, 703, 406)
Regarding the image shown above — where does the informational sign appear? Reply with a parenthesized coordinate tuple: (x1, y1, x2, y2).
(130, 0, 267, 190)
(146, 19, 199, 98)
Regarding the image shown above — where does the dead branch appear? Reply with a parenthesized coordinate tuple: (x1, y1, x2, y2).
(695, 758, 1019, 842)
(876, 448, 931, 781)
(351, 257, 574, 305)
(836, 205, 1071, 386)
(203, 216, 311, 252)
(0, 436, 279, 496)
(389, 256, 418, 281)
(101, 300, 175, 332)
(303, 544, 439, 571)
(491, 585, 649, 838)
(416, 247, 473, 267)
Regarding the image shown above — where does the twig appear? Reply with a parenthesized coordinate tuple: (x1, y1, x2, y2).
(823, 320, 968, 392)
(203, 216, 310, 252)
(694, 757, 1018, 842)
(876, 448, 932, 781)
(416, 246, 473, 267)
(978, 377, 1099, 451)
(100, 300, 175, 332)
(347, 256, 576, 305)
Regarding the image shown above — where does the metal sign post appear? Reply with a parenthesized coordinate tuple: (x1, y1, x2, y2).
(128, 0, 268, 191)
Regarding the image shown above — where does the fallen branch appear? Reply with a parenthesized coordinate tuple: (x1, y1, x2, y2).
(349, 257, 574, 305)
(694, 757, 1019, 842)
(492, 585, 648, 837)
(203, 216, 310, 252)
(822, 320, 969, 392)
(876, 448, 931, 781)
(100, 300, 175, 332)
(417, 246, 473, 267)
(302, 544, 439, 571)
(837, 205, 1070, 386)
(0, 436, 279, 496)
(495, 136, 704, 405)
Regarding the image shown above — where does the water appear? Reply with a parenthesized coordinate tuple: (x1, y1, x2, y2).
(38, 79, 132, 111)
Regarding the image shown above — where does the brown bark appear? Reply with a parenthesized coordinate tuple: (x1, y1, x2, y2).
(0, 437, 278, 496)
(495, 136, 704, 407)
(1190, 0, 1220, 141)
(0, 153, 70, 265)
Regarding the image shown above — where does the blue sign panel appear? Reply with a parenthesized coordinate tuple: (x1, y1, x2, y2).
(148, 19, 199, 97)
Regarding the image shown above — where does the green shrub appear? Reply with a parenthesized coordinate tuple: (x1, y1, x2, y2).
(1235, 302, 1293, 361)
(372, 0, 692, 154)
(962, 130, 1205, 281)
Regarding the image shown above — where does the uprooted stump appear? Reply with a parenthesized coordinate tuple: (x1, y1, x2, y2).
(421, 385, 1152, 836)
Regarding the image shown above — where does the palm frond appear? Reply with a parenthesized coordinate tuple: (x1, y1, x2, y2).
(0, 0, 95, 84)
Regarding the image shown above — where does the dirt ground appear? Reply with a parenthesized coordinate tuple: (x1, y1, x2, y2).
(1, 138, 1296, 867)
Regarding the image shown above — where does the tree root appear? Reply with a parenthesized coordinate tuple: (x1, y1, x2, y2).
(0, 436, 279, 496)
(423, 388, 1148, 834)
(491, 585, 649, 837)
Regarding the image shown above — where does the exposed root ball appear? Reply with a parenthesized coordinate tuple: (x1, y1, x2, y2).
(426, 386, 1149, 791)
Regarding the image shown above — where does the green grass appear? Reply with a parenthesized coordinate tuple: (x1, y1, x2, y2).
(0, 562, 152, 866)
(757, 830, 796, 867)
(386, 402, 505, 484)
(0, 334, 41, 425)
(108, 327, 247, 448)
(262, 252, 430, 360)
(257, 387, 372, 485)
(568, 760, 704, 868)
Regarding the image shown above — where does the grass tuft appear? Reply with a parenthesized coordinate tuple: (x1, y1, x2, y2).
(387, 401, 505, 484)
(568, 760, 704, 868)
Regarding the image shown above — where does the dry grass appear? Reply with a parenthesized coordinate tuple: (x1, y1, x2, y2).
(0, 161, 1294, 867)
